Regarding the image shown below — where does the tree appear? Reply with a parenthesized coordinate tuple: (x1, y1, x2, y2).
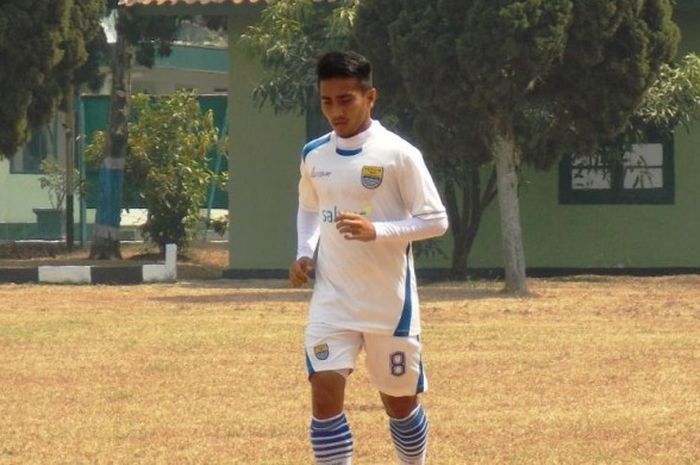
(0, 0, 105, 158)
(29, 0, 106, 130)
(37, 159, 84, 213)
(90, 2, 180, 259)
(87, 91, 225, 253)
(354, 0, 496, 278)
(357, 0, 679, 293)
(0, 0, 106, 251)
(631, 53, 700, 139)
(240, 0, 359, 139)
(242, 0, 503, 278)
(0, 1, 66, 157)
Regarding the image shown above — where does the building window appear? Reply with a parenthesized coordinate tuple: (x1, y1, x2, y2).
(559, 134, 674, 204)
(10, 119, 58, 174)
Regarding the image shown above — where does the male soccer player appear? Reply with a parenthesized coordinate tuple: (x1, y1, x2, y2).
(289, 50, 448, 465)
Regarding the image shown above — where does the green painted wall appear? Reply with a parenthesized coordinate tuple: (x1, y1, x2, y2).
(457, 122, 700, 269)
(226, 9, 306, 270)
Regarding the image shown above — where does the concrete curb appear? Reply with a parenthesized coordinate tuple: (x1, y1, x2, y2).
(0, 244, 177, 285)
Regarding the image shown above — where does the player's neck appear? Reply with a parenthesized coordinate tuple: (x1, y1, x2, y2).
(336, 119, 376, 149)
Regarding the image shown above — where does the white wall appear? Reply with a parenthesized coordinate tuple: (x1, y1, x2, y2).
(0, 111, 69, 223)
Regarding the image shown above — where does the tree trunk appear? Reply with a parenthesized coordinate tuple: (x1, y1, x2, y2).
(450, 236, 469, 279)
(444, 166, 498, 279)
(444, 180, 468, 279)
(492, 126, 528, 294)
(89, 10, 131, 259)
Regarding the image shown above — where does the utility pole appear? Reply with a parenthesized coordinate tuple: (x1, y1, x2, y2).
(65, 86, 76, 251)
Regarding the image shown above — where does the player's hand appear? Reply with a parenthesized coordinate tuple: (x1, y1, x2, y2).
(336, 212, 376, 241)
(289, 256, 314, 288)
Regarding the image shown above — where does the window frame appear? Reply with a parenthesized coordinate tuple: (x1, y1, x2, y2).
(559, 133, 675, 205)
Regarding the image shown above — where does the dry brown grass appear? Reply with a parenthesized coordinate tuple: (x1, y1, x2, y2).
(1, 276, 699, 464)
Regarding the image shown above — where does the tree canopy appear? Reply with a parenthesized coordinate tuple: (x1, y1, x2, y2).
(355, 0, 497, 277)
(376, 0, 679, 166)
(632, 53, 700, 137)
(241, 0, 358, 115)
(0, 0, 105, 157)
(240, 0, 358, 137)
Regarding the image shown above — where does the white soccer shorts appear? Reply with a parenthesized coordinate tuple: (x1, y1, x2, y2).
(305, 323, 428, 397)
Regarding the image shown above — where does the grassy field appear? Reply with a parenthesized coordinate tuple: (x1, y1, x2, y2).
(0, 276, 699, 464)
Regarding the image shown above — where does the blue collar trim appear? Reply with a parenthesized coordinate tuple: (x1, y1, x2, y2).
(336, 147, 363, 157)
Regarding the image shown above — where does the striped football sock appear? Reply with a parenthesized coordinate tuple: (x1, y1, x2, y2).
(389, 405, 429, 465)
(310, 412, 353, 465)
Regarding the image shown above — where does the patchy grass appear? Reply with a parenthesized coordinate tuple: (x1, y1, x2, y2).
(0, 276, 699, 464)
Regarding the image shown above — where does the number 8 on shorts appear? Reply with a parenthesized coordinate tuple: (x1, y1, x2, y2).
(390, 351, 406, 377)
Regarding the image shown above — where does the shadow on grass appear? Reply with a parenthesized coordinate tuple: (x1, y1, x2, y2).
(154, 279, 525, 305)
(151, 289, 312, 304)
(177, 279, 292, 290)
(419, 286, 537, 303)
(545, 275, 616, 283)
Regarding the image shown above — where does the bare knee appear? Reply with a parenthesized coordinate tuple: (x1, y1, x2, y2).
(310, 371, 346, 419)
(380, 393, 419, 419)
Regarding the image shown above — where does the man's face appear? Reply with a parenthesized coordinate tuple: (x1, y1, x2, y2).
(319, 77, 376, 138)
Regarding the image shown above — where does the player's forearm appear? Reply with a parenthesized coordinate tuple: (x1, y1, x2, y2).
(297, 207, 320, 259)
(373, 215, 448, 243)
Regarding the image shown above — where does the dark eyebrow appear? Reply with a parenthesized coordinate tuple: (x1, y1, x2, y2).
(320, 93, 354, 101)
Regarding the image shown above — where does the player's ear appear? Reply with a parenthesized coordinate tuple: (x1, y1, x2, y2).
(367, 88, 377, 108)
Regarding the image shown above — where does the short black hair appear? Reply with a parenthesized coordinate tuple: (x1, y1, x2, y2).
(316, 50, 373, 90)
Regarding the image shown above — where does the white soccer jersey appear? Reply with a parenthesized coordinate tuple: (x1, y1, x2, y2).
(299, 120, 447, 336)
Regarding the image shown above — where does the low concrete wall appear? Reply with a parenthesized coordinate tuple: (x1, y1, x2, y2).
(0, 244, 177, 284)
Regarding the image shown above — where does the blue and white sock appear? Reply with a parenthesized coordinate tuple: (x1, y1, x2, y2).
(389, 405, 429, 465)
(310, 412, 353, 465)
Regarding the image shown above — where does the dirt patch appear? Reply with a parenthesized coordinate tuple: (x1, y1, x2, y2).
(0, 241, 67, 259)
(0, 241, 229, 279)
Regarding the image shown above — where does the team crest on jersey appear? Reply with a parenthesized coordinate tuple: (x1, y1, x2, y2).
(314, 343, 330, 361)
(361, 166, 384, 189)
